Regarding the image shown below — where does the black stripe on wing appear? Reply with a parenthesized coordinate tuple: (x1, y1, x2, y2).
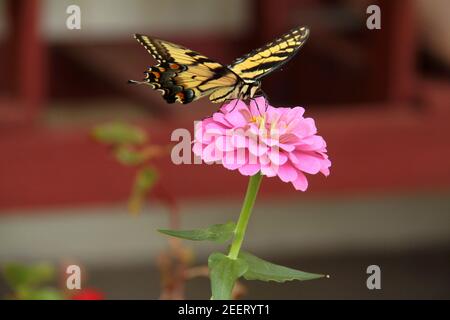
(229, 26, 309, 81)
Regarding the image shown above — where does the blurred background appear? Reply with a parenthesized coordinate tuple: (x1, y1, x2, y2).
(0, 0, 449, 299)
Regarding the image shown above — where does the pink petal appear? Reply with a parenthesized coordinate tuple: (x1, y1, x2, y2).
(222, 151, 243, 170)
(192, 142, 204, 156)
(261, 135, 280, 147)
(215, 135, 234, 152)
(194, 125, 204, 142)
(249, 96, 268, 116)
(260, 163, 278, 177)
(277, 162, 298, 182)
(279, 143, 296, 152)
(289, 152, 321, 174)
(224, 109, 248, 127)
(268, 148, 288, 165)
(212, 112, 232, 127)
(220, 99, 245, 114)
(296, 135, 326, 151)
(320, 159, 332, 176)
(258, 154, 271, 166)
(286, 107, 305, 121)
(203, 126, 225, 143)
(279, 133, 301, 145)
(202, 143, 221, 163)
(285, 118, 301, 133)
(292, 171, 308, 191)
(247, 123, 261, 136)
(238, 164, 261, 176)
(238, 149, 251, 166)
(294, 118, 317, 138)
(266, 108, 282, 124)
(248, 136, 268, 156)
(230, 130, 247, 149)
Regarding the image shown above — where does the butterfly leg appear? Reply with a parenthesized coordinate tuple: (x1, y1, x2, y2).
(216, 90, 244, 113)
(205, 98, 237, 121)
(229, 96, 241, 113)
(216, 98, 232, 113)
(250, 90, 269, 117)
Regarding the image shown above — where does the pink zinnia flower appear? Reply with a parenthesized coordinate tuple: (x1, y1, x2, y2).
(192, 97, 331, 191)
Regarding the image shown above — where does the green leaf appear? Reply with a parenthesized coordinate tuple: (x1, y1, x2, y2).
(239, 251, 325, 282)
(158, 221, 236, 242)
(135, 167, 158, 191)
(18, 288, 63, 300)
(3, 263, 55, 290)
(128, 167, 159, 213)
(115, 146, 146, 166)
(208, 253, 248, 300)
(92, 122, 147, 145)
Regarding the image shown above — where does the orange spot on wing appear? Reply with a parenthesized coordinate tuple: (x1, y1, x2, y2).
(176, 92, 185, 101)
(169, 63, 180, 70)
(152, 71, 160, 78)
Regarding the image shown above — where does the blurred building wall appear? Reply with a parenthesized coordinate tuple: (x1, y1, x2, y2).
(416, 0, 450, 66)
(0, 0, 250, 42)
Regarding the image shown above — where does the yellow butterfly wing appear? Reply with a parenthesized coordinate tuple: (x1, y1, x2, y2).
(130, 34, 240, 104)
(229, 26, 310, 81)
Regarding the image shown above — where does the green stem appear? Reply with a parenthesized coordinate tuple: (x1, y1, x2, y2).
(228, 173, 263, 260)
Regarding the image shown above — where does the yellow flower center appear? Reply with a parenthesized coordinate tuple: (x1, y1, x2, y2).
(250, 116, 266, 130)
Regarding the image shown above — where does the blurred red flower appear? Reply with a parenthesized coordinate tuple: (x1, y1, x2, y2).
(71, 288, 105, 300)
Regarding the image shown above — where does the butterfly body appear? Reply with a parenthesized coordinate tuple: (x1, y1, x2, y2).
(129, 26, 309, 104)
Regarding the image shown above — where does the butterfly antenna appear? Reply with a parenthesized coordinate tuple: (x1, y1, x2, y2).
(256, 97, 263, 117)
(220, 90, 243, 114)
(260, 89, 269, 110)
(252, 89, 270, 117)
(230, 90, 245, 113)
(217, 98, 230, 114)
(232, 95, 240, 112)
